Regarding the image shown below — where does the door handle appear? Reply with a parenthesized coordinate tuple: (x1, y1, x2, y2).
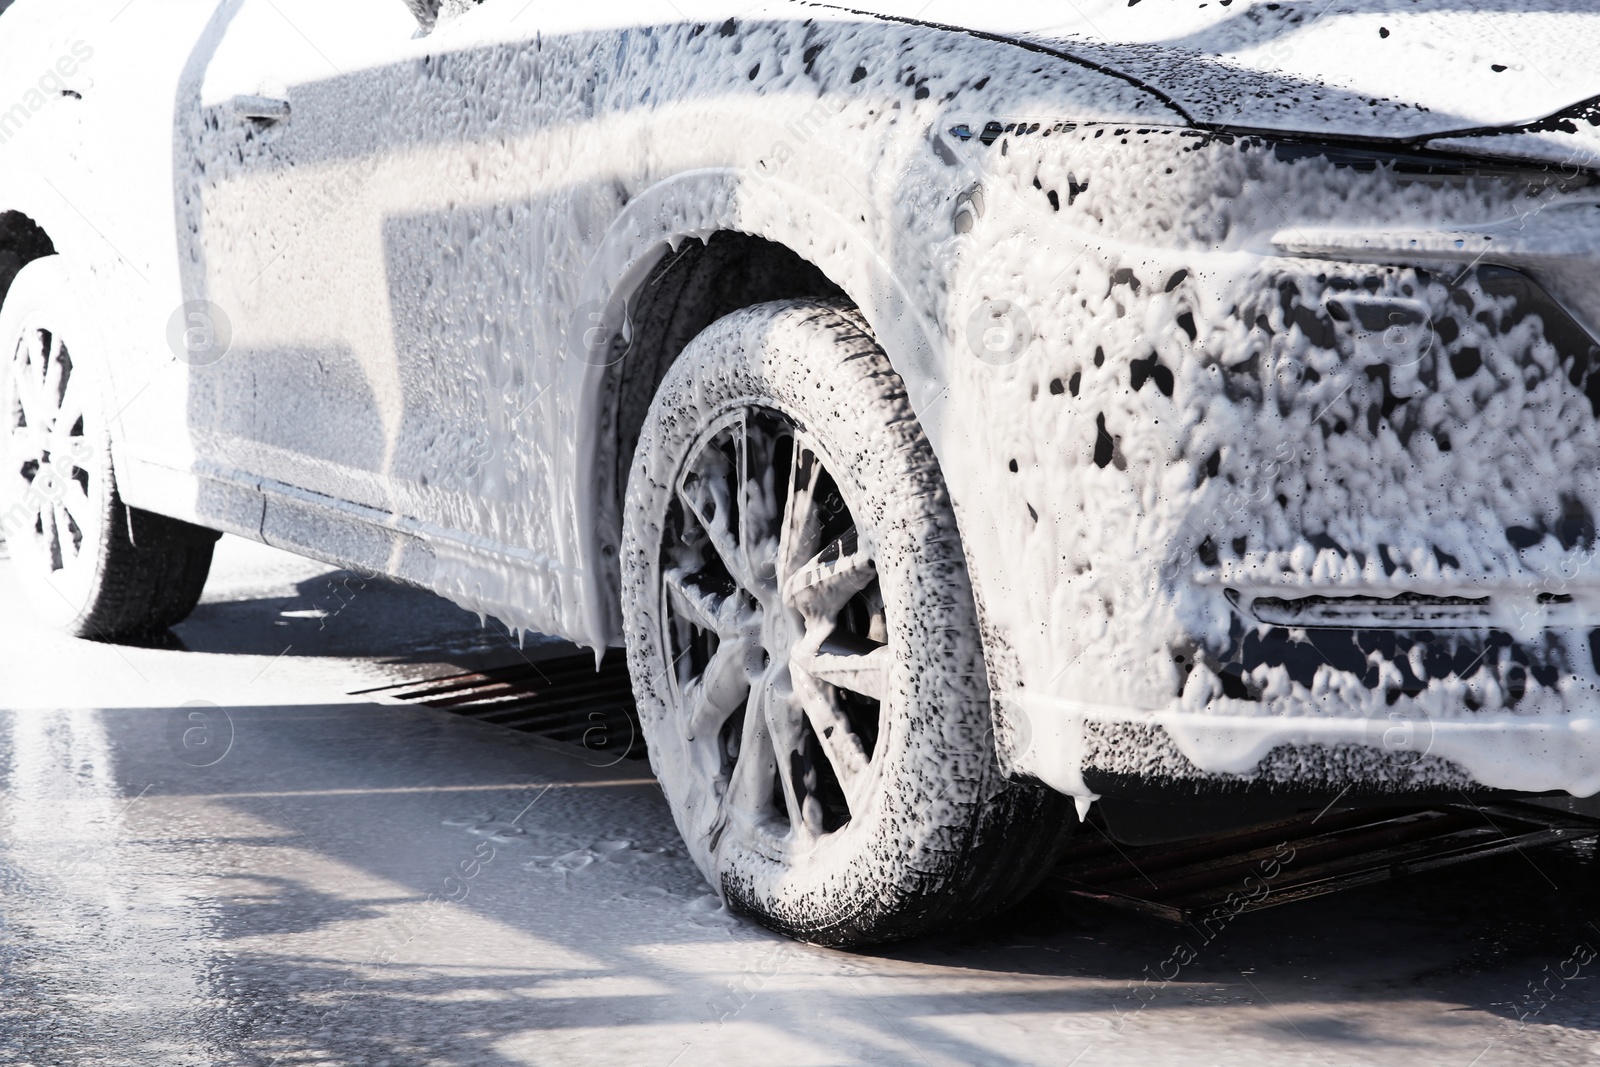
(229, 94, 290, 125)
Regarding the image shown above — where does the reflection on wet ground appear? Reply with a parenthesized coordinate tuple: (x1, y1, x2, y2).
(2, 536, 1599, 1066)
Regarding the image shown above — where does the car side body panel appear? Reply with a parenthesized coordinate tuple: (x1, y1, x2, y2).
(152, 2, 1166, 648)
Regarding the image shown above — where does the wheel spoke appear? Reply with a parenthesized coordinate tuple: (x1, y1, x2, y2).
(40, 501, 64, 570)
(737, 417, 786, 591)
(55, 477, 91, 535)
(8, 329, 72, 467)
(53, 501, 82, 559)
(9, 423, 47, 466)
(735, 411, 753, 560)
(783, 532, 875, 620)
(681, 635, 755, 741)
(790, 670, 870, 809)
(775, 445, 823, 589)
(663, 567, 742, 638)
(760, 681, 814, 838)
(794, 639, 892, 704)
(27, 455, 62, 498)
(721, 685, 779, 830)
(45, 425, 88, 482)
(678, 475, 752, 591)
(52, 362, 84, 426)
(42, 332, 70, 419)
(10, 344, 47, 433)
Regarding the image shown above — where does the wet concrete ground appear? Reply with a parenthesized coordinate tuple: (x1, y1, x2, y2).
(3, 536, 1600, 1066)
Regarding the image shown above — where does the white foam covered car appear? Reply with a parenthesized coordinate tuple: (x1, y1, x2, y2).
(5, 0, 1600, 943)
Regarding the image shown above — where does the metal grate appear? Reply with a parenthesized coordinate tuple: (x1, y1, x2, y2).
(1050, 801, 1600, 923)
(355, 649, 647, 761)
(357, 660, 1600, 921)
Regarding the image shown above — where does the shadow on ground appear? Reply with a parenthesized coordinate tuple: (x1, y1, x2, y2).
(160, 566, 575, 667)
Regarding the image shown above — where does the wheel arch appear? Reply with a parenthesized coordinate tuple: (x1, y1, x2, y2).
(565, 170, 953, 648)
(0, 208, 57, 312)
(0, 198, 144, 467)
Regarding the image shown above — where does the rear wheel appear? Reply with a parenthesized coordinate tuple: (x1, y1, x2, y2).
(0, 256, 216, 640)
(622, 300, 1075, 946)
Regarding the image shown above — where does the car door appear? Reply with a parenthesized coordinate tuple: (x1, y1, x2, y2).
(183, 0, 422, 520)
(185, 0, 599, 611)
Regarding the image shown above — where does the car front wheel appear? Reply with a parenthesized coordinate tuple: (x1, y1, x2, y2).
(622, 299, 1075, 946)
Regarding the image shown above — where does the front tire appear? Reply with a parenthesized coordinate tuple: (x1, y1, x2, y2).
(622, 300, 1074, 946)
(0, 256, 217, 640)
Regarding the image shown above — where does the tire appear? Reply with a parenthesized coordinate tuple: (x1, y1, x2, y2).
(622, 299, 1076, 947)
(0, 256, 217, 640)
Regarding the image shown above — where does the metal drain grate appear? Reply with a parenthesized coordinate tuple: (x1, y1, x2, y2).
(355, 650, 647, 761)
(358, 662, 1599, 920)
(1050, 801, 1600, 923)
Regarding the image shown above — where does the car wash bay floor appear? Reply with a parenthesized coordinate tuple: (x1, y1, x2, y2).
(2, 535, 1599, 1067)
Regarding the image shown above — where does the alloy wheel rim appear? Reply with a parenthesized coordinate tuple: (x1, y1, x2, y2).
(659, 406, 892, 860)
(6, 324, 97, 576)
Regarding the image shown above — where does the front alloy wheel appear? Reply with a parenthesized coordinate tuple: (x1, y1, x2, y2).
(662, 406, 890, 853)
(623, 300, 1075, 947)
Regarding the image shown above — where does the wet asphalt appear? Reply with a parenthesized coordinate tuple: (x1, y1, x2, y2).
(2, 535, 1599, 1066)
